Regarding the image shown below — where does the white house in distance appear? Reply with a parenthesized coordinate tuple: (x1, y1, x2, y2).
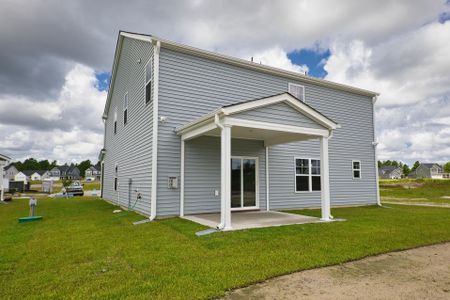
(1, 153, 11, 201)
(14, 171, 28, 184)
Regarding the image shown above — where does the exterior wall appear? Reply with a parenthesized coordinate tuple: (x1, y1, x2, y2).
(415, 165, 431, 178)
(14, 172, 27, 183)
(31, 173, 41, 181)
(184, 136, 266, 214)
(102, 37, 154, 215)
(231, 102, 325, 130)
(5, 166, 18, 180)
(157, 47, 377, 216)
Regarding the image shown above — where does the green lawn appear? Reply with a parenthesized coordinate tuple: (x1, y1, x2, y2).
(1, 197, 450, 299)
(380, 178, 450, 205)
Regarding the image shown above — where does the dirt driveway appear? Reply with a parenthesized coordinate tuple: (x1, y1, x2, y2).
(224, 243, 450, 299)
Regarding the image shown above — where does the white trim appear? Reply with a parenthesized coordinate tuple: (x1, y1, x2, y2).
(150, 40, 160, 221)
(265, 147, 269, 211)
(145, 58, 152, 85)
(294, 157, 321, 193)
(230, 156, 259, 211)
(320, 137, 331, 221)
(223, 117, 330, 137)
(288, 83, 305, 102)
(181, 122, 217, 141)
(352, 160, 362, 179)
(372, 96, 381, 206)
(180, 140, 185, 217)
(220, 125, 232, 230)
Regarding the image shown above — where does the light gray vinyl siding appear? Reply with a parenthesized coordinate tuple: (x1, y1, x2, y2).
(184, 136, 266, 214)
(230, 102, 325, 129)
(103, 37, 153, 215)
(157, 47, 377, 216)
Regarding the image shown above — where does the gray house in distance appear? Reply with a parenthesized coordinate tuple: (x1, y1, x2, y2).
(99, 31, 380, 230)
(379, 166, 403, 179)
(414, 163, 446, 179)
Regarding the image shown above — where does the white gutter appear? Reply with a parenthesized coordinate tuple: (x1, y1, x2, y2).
(372, 96, 381, 206)
(150, 40, 161, 220)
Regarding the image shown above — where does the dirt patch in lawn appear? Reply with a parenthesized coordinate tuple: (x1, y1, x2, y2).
(223, 243, 450, 300)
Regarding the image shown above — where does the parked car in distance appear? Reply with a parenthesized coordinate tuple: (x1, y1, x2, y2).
(66, 181, 84, 196)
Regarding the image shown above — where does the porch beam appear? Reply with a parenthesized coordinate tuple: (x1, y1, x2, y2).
(223, 117, 330, 137)
(220, 125, 232, 230)
(320, 136, 331, 221)
(181, 122, 217, 141)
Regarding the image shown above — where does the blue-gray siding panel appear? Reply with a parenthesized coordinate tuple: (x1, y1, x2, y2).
(231, 102, 325, 129)
(103, 37, 153, 215)
(157, 47, 377, 216)
(184, 136, 266, 214)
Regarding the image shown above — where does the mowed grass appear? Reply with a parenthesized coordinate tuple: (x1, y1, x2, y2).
(1, 197, 450, 299)
(380, 178, 450, 205)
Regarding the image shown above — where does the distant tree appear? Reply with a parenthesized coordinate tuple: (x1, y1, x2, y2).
(78, 160, 92, 177)
(50, 160, 58, 169)
(38, 160, 51, 170)
(411, 161, 420, 172)
(443, 162, 450, 173)
(19, 158, 40, 171)
(391, 161, 399, 167)
(402, 164, 410, 176)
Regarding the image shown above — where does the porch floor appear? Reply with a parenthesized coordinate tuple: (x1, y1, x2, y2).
(183, 210, 324, 231)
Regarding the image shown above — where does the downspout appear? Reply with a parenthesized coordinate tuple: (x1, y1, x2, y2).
(214, 114, 225, 230)
(150, 40, 161, 221)
(372, 96, 381, 206)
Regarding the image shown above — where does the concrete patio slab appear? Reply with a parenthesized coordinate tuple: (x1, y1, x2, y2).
(183, 210, 327, 231)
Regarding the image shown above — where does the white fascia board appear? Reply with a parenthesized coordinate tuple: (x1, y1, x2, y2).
(0, 154, 11, 161)
(175, 108, 222, 134)
(223, 117, 330, 137)
(222, 93, 339, 130)
(181, 122, 217, 141)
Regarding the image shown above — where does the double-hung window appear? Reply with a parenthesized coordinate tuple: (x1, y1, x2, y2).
(114, 164, 118, 191)
(145, 59, 152, 104)
(352, 160, 361, 179)
(295, 158, 321, 192)
(123, 92, 128, 125)
(288, 83, 305, 102)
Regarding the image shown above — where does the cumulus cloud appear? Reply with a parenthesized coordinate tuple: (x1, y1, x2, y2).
(252, 47, 308, 74)
(323, 21, 450, 164)
(0, 64, 106, 163)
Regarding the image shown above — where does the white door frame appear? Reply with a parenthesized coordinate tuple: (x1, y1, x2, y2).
(230, 156, 259, 211)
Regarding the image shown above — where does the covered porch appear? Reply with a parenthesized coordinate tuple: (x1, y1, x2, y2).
(176, 93, 339, 231)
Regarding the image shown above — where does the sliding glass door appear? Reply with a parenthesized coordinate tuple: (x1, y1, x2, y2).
(231, 157, 258, 210)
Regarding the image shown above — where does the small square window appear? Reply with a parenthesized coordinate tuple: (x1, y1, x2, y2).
(296, 176, 309, 192)
(312, 176, 321, 191)
(296, 159, 309, 175)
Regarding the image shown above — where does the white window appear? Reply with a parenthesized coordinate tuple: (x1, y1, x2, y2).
(123, 92, 128, 125)
(145, 59, 152, 104)
(352, 160, 361, 179)
(114, 164, 118, 191)
(113, 106, 117, 134)
(295, 158, 321, 192)
(288, 83, 305, 102)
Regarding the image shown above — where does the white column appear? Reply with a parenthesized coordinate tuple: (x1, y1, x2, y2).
(265, 146, 269, 211)
(320, 136, 331, 221)
(220, 125, 232, 230)
(180, 139, 185, 217)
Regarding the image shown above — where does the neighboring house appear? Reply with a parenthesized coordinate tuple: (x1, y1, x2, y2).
(4, 164, 19, 180)
(29, 170, 51, 181)
(14, 171, 28, 184)
(66, 166, 81, 180)
(1, 154, 11, 201)
(407, 170, 417, 178)
(99, 31, 380, 230)
(378, 166, 403, 179)
(85, 165, 101, 181)
(415, 163, 444, 179)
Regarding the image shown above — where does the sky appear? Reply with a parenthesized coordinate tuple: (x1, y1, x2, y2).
(0, 0, 450, 166)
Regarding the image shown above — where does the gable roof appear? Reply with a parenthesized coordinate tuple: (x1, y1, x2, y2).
(176, 93, 339, 136)
(22, 170, 36, 176)
(102, 31, 379, 119)
(420, 163, 441, 169)
(0, 153, 11, 162)
(4, 164, 17, 171)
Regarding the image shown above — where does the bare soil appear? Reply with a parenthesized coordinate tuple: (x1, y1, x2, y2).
(223, 243, 450, 300)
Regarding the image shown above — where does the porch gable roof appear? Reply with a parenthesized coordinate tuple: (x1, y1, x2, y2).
(175, 92, 339, 136)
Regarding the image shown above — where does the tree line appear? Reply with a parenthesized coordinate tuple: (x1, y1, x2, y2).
(11, 158, 99, 177)
(378, 160, 450, 176)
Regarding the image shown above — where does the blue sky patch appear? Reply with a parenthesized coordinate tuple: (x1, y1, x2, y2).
(287, 48, 330, 78)
(95, 71, 111, 91)
(439, 12, 450, 23)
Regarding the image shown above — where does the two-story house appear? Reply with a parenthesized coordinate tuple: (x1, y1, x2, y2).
(85, 165, 101, 181)
(99, 31, 380, 230)
(379, 166, 403, 179)
(415, 163, 444, 179)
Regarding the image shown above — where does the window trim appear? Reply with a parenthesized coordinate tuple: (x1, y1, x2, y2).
(294, 157, 321, 193)
(113, 106, 118, 134)
(352, 160, 362, 179)
(145, 59, 152, 104)
(123, 92, 128, 125)
(288, 83, 306, 102)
